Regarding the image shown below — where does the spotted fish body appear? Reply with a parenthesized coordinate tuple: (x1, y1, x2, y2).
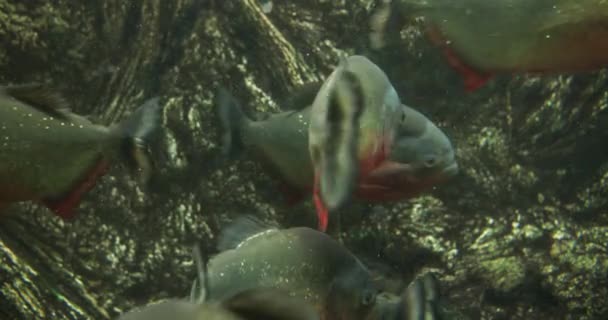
(205, 224, 381, 319)
(372, 0, 608, 91)
(118, 242, 318, 320)
(217, 56, 457, 231)
(0, 84, 161, 218)
(199, 217, 448, 320)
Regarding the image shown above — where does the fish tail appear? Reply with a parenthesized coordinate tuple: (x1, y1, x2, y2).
(215, 87, 250, 157)
(113, 97, 163, 186)
(369, 0, 408, 50)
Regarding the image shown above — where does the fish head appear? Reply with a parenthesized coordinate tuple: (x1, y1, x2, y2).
(362, 273, 452, 320)
(360, 103, 458, 201)
(325, 266, 379, 320)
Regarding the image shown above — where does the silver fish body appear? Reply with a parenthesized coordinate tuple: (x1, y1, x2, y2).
(0, 84, 161, 218)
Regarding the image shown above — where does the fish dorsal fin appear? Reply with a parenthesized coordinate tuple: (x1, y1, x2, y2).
(2, 84, 71, 120)
(117, 300, 197, 320)
(281, 82, 324, 111)
(223, 288, 319, 320)
(217, 215, 279, 252)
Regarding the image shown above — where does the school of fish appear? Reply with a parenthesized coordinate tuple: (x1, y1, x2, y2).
(1, 1, 607, 319)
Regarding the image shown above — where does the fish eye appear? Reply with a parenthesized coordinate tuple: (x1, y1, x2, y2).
(361, 290, 376, 306)
(424, 156, 437, 168)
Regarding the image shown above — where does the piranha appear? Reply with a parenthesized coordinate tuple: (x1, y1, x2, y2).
(195, 216, 449, 320)
(0, 84, 162, 219)
(118, 244, 318, 320)
(216, 55, 458, 232)
(370, 0, 608, 91)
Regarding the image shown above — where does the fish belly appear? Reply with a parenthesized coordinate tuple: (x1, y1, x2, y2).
(429, 1, 608, 72)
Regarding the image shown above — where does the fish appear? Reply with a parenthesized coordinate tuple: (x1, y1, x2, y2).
(118, 244, 319, 320)
(195, 216, 450, 320)
(0, 84, 162, 219)
(216, 55, 458, 232)
(370, 0, 608, 91)
(308, 57, 364, 230)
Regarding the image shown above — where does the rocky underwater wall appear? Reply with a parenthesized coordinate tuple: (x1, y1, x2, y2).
(1, 1, 607, 319)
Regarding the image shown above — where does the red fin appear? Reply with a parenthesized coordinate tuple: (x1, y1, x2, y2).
(43, 159, 111, 219)
(426, 26, 492, 92)
(312, 172, 328, 232)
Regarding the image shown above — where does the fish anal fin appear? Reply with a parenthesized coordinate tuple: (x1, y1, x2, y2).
(217, 215, 279, 252)
(425, 26, 492, 92)
(313, 171, 329, 232)
(42, 158, 110, 219)
(223, 288, 319, 320)
(3, 84, 72, 120)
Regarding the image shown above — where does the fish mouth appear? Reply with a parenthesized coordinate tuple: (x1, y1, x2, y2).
(365, 161, 415, 181)
(355, 160, 458, 201)
(365, 159, 458, 183)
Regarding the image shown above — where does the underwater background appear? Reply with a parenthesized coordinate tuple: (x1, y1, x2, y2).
(1, 1, 608, 319)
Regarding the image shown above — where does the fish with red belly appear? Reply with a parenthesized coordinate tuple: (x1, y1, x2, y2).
(216, 55, 458, 231)
(370, 0, 608, 91)
(0, 84, 162, 219)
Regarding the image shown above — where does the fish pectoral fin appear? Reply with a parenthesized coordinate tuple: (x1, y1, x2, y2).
(2, 83, 72, 120)
(42, 158, 110, 220)
(223, 288, 319, 320)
